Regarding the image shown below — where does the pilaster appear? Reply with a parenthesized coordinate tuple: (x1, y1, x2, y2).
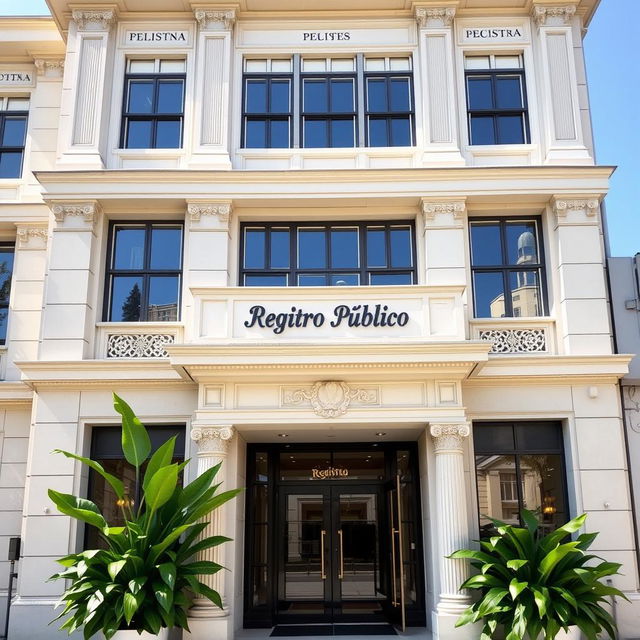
(413, 2, 464, 166)
(189, 6, 236, 169)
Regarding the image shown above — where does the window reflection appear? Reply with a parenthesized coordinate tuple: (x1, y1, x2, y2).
(0, 246, 15, 344)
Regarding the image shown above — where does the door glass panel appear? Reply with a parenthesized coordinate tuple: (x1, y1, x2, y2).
(333, 452, 384, 481)
(280, 452, 331, 481)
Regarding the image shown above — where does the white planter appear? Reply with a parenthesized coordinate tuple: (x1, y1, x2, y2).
(110, 629, 170, 640)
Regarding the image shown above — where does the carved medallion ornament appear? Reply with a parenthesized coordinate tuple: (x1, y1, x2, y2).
(283, 381, 378, 418)
(191, 426, 235, 454)
(187, 201, 232, 223)
(430, 423, 471, 453)
(552, 198, 599, 218)
(415, 7, 456, 28)
(532, 6, 577, 26)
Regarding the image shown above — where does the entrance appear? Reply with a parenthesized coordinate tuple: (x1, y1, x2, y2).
(244, 444, 426, 629)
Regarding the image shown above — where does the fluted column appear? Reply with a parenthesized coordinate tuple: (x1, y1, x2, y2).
(189, 425, 235, 618)
(430, 423, 472, 616)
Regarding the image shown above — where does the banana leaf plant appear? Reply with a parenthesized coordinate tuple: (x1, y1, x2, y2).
(450, 510, 627, 640)
(48, 393, 242, 639)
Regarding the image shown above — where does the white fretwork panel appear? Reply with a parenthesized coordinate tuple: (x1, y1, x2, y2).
(478, 328, 547, 354)
(106, 333, 175, 358)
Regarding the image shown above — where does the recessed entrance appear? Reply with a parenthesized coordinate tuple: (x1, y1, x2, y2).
(244, 443, 426, 630)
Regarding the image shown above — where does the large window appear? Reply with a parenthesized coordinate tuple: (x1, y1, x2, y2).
(242, 56, 414, 149)
(0, 97, 29, 178)
(240, 222, 416, 286)
(120, 59, 185, 149)
(465, 54, 529, 145)
(470, 217, 546, 318)
(105, 222, 183, 322)
(0, 244, 14, 344)
(473, 421, 567, 536)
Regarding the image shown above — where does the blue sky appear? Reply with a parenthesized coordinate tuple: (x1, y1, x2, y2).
(2, 0, 638, 256)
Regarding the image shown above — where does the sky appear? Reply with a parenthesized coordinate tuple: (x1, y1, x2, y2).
(1, 0, 638, 257)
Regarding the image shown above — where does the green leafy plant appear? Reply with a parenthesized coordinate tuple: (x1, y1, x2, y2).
(450, 510, 627, 640)
(48, 393, 242, 639)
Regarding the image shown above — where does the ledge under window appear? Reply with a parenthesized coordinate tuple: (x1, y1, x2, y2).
(96, 322, 184, 359)
(470, 317, 555, 355)
(113, 148, 187, 169)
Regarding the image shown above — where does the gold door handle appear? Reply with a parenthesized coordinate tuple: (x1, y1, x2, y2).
(320, 529, 327, 579)
(338, 529, 344, 580)
(389, 493, 398, 606)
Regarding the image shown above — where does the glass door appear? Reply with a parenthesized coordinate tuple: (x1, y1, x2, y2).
(387, 475, 407, 631)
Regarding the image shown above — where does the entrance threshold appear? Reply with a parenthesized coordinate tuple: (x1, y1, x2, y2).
(271, 623, 397, 636)
(237, 625, 431, 640)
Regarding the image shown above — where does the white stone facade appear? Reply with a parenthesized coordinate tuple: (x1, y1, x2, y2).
(0, 1, 638, 639)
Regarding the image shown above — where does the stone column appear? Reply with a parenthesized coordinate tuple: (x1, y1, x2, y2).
(186, 425, 235, 640)
(189, 7, 235, 169)
(430, 422, 474, 640)
(414, 3, 464, 166)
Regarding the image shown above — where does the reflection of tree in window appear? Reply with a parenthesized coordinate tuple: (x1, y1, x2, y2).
(0, 251, 14, 343)
(121, 282, 141, 321)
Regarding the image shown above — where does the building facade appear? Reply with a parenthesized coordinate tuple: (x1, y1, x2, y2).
(0, 0, 638, 638)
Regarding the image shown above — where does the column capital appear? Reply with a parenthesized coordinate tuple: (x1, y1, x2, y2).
(551, 195, 600, 221)
(193, 7, 236, 30)
(191, 425, 235, 454)
(33, 57, 65, 78)
(71, 7, 118, 31)
(48, 200, 102, 229)
(15, 223, 48, 250)
(187, 200, 233, 224)
(414, 5, 457, 28)
(430, 423, 470, 452)
(531, 4, 577, 26)
(421, 198, 466, 226)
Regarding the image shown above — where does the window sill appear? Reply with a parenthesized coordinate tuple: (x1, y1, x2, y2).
(113, 148, 186, 169)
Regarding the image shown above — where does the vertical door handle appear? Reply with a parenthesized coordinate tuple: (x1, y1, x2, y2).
(338, 529, 344, 580)
(320, 529, 327, 579)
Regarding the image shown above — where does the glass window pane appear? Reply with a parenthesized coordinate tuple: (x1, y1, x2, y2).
(0, 309, 8, 343)
(147, 276, 179, 321)
(470, 223, 503, 266)
(255, 452, 269, 484)
(245, 119, 266, 148)
(270, 80, 290, 113)
(159, 59, 185, 73)
(470, 116, 495, 145)
(304, 119, 327, 148)
(390, 227, 412, 268)
(331, 118, 354, 147)
(6, 98, 29, 111)
(125, 119, 153, 148)
(465, 56, 490, 70)
(510, 271, 541, 317)
(506, 222, 538, 264)
(113, 227, 145, 270)
(467, 76, 493, 109)
(370, 273, 412, 285)
(366, 228, 386, 267)
(497, 115, 525, 144)
(298, 274, 327, 286)
(302, 59, 326, 72)
(330, 79, 354, 112)
(520, 454, 566, 533)
(473, 423, 516, 453)
(127, 81, 154, 113)
(298, 229, 326, 268)
(157, 80, 184, 113)
(270, 120, 290, 148)
(496, 76, 523, 109)
(391, 57, 411, 70)
(368, 118, 388, 147)
(2, 118, 27, 146)
(244, 229, 266, 269)
(303, 79, 328, 113)
(246, 80, 267, 113)
(390, 77, 410, 111)
(390, 117, 411, 146)
(0, 152, 22, 178)
(110, 276, 143, 322)
(495, 55, 522, 69)
(245, 59, 267, 72)
(155, 119, 181, 148)
(367, 78, 387, 112)
(330, 274, 359, 286)
(150, 227, 182, 270)
(365, 58, 385, 71)
(330, 228, 358, 268)
(516, 423, 563, 451)
(475, 454, 519, 532)
(0, 250, 14, 304)
(473, 271, 505, 317)
(331, 59, 354, 71)
(129, 59, 155, 73)
(271, 59, 292, 72)
(270, 229, 290, 269)
(245, 274, 287, 286)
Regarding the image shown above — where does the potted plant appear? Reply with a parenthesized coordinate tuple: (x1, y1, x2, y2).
(450, 510, 627, 640)
(48, 393, 242, 639)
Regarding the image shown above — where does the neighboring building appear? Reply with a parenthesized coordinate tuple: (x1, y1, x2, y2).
(0, 1, 638, 639)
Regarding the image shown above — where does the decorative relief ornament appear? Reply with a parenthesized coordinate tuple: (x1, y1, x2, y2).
(421, 200, 466, 222)
(16, 225, 48, 249)
(478, 328, 547, 353)
(191, 426, 235, 454)
(106, 333, 175, 358)
(415, 7, 456, 28)
(49, 201, 102, 225)
(194, 8, 236, 30)
(552, 198, 599, 218)
(532, 5, 577, 26)
(34, 59, 65, 76)
(71, 9, 117, 30)
(187, 201, 232, 222)
(283, 381, 378, 418)
(430, 423, 471, 452)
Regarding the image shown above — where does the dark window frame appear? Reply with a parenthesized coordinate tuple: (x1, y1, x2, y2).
(119, 69, 186, 149)
(103, 221, 184, 322)
(465, 65, 530, 145)
(239, 220, 417, 286)
(469, 216, 548, 318)
(0, 243, 14, 345)
(0, 107, 28, 179)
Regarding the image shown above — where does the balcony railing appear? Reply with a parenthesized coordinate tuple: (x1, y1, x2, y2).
(96, 323, 184, 359)
(470, 318, 556, 355)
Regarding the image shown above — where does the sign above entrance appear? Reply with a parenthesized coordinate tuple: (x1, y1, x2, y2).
(124, 30, 191, 46)
(311, 465, 349, 479)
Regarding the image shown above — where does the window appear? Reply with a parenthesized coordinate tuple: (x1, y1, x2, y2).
(0, 244, 14, 343)
(242, 56, 414, 149)
(465, 54, 529, 145)
(120, 59, 185, 149)
(473, 421, 567, 536)
(86, 425, 185, 548)
(105, 222, 183, 321)
(469, 218, 546, 318)
(0, 97, 29, 178)
(240, 222, 416, 286)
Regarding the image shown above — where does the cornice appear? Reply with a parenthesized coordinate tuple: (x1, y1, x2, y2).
(0, 381, 34, 405)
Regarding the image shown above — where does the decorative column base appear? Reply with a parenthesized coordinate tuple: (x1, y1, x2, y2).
(432, 610, 481, 640)
(183, 615, 232, 640)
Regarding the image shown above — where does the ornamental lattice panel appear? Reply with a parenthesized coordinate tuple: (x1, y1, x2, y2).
(478, 328, 547, 354)
(106, 333, 175, 358)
